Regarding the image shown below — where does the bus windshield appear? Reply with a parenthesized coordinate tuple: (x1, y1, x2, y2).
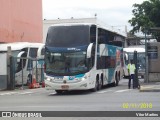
(45, 51, 88, 76)
(11, 50, 27, 73)
(46, 25, 90, 47)
(127, 52, 145, 70)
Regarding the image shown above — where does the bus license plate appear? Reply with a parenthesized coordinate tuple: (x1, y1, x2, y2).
(61, 85, 69, 90)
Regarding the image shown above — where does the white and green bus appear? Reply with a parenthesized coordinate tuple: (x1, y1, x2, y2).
(0, 42, 44, 86)
(44, 23, 125, 93)
(123, 46, 145, 78)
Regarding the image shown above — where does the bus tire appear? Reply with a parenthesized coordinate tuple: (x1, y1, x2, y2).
(118, 72, 120, 81)
(98, 75, 103, 90)
(115, 73, 119, 86)
(91, 78, 99, 92)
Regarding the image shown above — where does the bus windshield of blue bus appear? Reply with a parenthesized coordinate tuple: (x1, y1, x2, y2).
(45, 51, 88, 76)
(46, 25, 90, 47)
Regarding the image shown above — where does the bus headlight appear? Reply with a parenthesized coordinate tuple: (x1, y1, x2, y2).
(46, 78, 51, 81)
(82, 74, 88, 80)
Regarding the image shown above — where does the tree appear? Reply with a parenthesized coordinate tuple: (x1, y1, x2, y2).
(128, 0, 160, 42)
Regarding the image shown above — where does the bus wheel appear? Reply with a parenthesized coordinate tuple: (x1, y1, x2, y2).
(55, 90, 63, 94)
(91, 79, 99, 92)
(98, 78, 103, 90)
(114, 73, 118, 87)
(114, 73, 119, 86)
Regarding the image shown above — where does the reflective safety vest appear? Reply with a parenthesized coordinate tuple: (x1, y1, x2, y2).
(127, 63, 136, 75)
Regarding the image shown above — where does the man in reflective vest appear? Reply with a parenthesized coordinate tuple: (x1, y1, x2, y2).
(127, 60, 136, 89)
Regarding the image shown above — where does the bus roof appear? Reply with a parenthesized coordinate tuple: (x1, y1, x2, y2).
(123, 47, 145, 53)
(49, 23, 126, 37)
(50, 23, 93, 27)
(0, 42, 44, 51)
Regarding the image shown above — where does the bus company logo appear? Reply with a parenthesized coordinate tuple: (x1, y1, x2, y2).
(67, 48, 80, 51)
(67, 48, 75, 51)
(2, 112, 11, 117)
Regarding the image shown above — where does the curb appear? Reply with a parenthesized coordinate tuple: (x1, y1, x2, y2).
(0, 86, 45, 93)
(139, 85, 160, 92)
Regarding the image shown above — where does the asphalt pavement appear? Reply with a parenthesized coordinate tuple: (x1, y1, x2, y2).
(1, 78, 160, 93)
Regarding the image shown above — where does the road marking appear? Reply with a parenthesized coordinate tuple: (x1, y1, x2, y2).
(97, 90, 112, 94)
(49, 92, 56, 95)
(115, 89, 133, 93)
(0, 91, 34, 96)
(18, 92, 33, 95)
(0, 92, 17, 96)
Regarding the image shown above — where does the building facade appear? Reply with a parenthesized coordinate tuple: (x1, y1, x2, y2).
(0, 0, 42, 43)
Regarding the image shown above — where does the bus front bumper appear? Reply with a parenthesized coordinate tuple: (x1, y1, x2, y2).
(45, 79, 90, 90)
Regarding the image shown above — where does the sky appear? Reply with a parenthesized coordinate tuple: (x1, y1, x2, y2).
(42, 0, 146, 32)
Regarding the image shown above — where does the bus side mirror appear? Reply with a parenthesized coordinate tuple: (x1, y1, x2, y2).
(125, 53, 128, 61)
(37, 45, 45, 59)
(17, 51, 25, 62)
(87, 43, 93, 58)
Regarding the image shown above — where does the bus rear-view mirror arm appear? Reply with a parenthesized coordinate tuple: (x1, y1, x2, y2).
(125, 53, 128, 61)
(17, 51, 25, 62)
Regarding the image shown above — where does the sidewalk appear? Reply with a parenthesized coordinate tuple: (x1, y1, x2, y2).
(120, 78, 160, 92)
(0, 85, 45, 94)
(139, 81, 160, 92)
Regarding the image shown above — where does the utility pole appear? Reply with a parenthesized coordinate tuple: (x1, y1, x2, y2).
(144, 29, 149, 83)
(7, 46, 12, 89)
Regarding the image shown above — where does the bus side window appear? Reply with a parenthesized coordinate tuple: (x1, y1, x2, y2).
(106, 56, 116, 68)
(29, 48, 38, 58)
(27, 48, 38, 70)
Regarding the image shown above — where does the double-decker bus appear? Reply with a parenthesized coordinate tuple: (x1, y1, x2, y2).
(44, 23, 125, 93)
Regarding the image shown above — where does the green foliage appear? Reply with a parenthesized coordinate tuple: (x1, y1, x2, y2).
(129, 0, 160, 41)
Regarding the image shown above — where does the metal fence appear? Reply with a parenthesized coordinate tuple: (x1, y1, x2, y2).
(9, 56, 44, 89)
